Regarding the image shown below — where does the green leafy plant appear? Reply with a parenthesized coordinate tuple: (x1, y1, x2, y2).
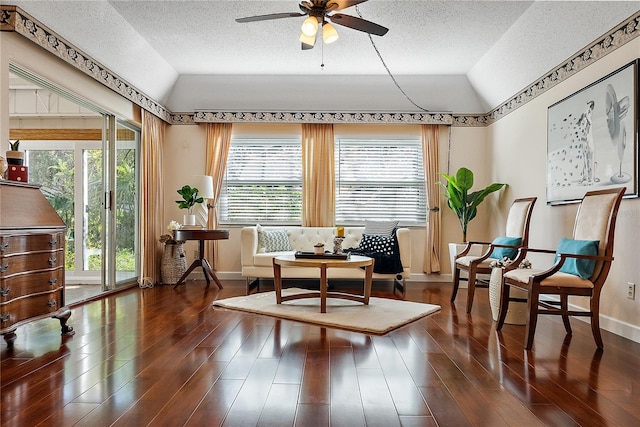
(175, 185, 203, 214)
(8, 139, 20, 151)
(439, 167, 506, 242)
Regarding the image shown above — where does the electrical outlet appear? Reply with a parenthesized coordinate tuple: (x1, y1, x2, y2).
(628, 282, 636, 300)
(194, 250, 199, 260)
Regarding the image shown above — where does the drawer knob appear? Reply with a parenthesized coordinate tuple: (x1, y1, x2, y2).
(0, 243, 7, 252)
(49, 238, 58, 247)
(0, 287, 9, 297)
(49, 277, 58, 285)
(0, 264, 8, 273)
(0, 313, 9, 323)
(47, 299, 58, 307)
(48, 257, 57, 266)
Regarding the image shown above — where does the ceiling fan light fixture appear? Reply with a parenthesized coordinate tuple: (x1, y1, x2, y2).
(301, 16, 318, 36)
(299, 31, 316, 47)
(322, 22, 339, 44)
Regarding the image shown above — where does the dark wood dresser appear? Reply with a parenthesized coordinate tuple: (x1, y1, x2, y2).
(0, 180, 74, 348)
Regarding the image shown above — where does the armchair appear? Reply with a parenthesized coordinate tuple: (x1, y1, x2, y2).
(451, 197, 537, 313)
(497, 188, 624, 350)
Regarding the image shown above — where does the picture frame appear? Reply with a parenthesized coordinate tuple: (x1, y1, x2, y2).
(547, 59, 638, 205)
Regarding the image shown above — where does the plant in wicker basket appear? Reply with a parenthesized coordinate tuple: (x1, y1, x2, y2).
(160, 220, 186, 284)
(159, 220, 183, 245)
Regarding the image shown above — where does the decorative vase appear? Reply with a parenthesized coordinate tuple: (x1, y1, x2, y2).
(314, 245, 325, 255)
(333, 236, 344, 254)
(488, 267, 527, 324)
(183, 214, 196, 226)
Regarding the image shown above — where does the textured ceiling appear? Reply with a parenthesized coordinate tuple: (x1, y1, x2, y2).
(8, 1, 640, 114)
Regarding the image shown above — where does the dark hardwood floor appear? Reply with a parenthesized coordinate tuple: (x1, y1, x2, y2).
(2, 279, 639, 426)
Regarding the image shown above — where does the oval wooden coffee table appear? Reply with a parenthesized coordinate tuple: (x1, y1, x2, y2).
(272, 254, 374, 313)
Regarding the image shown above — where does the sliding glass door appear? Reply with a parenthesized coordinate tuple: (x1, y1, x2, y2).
(11, 67, 140, 302)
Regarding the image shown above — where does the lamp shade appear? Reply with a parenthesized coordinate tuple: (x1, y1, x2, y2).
(322, 23, 339, 44)
(189, 175, 214, 199)
(299, 31, 316, 47)
(301, 16, 318, 37)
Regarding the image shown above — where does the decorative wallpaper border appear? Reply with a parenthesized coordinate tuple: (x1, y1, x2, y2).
(2, 6, 639, 127)
(191, 111, 455, 125)
(172, 112, 491, 126)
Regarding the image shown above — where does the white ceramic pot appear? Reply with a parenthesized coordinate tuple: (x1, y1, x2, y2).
(183, 214, 196, 226)
(449, 242, 483, 284)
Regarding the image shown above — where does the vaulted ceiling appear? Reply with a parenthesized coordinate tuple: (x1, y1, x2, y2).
(8, 1, 640, 115)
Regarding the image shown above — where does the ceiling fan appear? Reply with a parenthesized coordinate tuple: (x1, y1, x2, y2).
(235, 0, 389, 50)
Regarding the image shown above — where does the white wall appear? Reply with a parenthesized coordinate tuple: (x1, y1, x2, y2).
(487, 39, 640, 342)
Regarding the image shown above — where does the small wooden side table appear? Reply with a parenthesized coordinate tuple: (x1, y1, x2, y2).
(173, 229, 229, 289)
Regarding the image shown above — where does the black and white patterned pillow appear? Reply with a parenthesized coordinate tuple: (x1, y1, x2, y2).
(364, 220, 398, 237)
(357, 234, 394, 255)
(257, 228, 292, 253)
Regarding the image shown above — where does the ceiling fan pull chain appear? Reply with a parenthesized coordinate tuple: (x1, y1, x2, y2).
(354, 5, 429, 112)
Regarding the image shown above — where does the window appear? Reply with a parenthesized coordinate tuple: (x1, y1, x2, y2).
(335, 139, 426, 225)
(219, 139, 302, 224)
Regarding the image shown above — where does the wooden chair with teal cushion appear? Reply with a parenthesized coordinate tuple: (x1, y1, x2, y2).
(497, 188, 625, 350)
(451, 197, 537, 313)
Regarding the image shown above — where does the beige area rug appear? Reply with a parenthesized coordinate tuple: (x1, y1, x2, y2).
(212, 288, 441, 335)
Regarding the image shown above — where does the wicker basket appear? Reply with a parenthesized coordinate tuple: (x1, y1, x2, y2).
(161, 243, 187, 285)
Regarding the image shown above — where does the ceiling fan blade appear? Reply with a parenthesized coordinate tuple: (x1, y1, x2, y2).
(329, 13, 388, 36)
(326, 0, 369, 12)
(236, 12, 305, 23)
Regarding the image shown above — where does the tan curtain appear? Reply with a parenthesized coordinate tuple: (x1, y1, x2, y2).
(301, 123, 335, 227)
(204, 123, 232, 268)
(139, 110, 166, 284)
(422, 124, 442, 273)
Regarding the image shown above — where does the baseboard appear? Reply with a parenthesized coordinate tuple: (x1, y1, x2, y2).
(568, 303, 640, 344)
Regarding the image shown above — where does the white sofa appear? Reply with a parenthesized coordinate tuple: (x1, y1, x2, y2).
(240, 226, 411, 295)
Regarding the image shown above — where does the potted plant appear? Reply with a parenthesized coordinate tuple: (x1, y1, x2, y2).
(314, 242, 325, 255)
(6, 140, 24, 165)
(439, 167, 506, 271)
(175, 185, 203, 226)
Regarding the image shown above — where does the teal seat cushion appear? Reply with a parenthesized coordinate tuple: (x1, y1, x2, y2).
(489, 236, 522, 260)
(555, 237, 599, 279)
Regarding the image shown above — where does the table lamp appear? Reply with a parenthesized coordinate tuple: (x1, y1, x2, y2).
(189, 175, 214, 228)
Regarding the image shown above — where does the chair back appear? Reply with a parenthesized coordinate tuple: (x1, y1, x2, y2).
(504, 197, 537, 246)
(573, 188, 625, 282)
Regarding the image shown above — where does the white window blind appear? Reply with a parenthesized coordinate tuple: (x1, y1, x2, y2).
(219, 139, 302, 224)
(335, 139, 426, 225)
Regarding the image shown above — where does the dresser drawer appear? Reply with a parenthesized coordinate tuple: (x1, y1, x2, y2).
(0, 290, 64, 330)
(0, 250, 64, 278)
(0, 232, 65, 256)
(0, 269, 64, 302)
